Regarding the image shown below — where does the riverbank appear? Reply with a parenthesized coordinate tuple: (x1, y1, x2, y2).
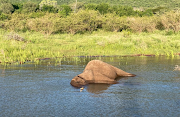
(0, 29, 180, 64)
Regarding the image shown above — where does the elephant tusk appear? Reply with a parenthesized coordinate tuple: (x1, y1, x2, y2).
(80, 87, 84, 92)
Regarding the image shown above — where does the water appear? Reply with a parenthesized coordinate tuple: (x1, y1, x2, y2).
(0, 56, 180, 117)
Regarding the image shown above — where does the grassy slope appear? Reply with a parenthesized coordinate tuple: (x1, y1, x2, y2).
(0, 29, 179, 63)
(9, 0, 180, 9)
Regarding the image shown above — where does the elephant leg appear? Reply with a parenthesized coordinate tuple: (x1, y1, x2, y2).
(113, 66, 136, 77)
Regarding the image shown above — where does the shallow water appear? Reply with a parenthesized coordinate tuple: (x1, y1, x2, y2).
(0, 56, 180, 117)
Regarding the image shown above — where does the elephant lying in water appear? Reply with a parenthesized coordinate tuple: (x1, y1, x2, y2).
(70, 60, 136, 87)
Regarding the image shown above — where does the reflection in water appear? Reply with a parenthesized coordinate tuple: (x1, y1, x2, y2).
(0, 56, 180, 117)
(86, 84, 110, 94)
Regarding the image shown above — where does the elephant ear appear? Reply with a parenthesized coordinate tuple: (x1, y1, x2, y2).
(78, 70, 94, 81)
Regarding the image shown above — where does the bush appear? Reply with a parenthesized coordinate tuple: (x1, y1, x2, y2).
(26, 13, 61, 35)
(96, 3, 109, 15)
(12, 3, 23, 13)
(39, 0, 57, 9)
(60, 10, 103, 34)
(70, 2, 84, 13)
(41, 5, 58, 13)
(4, 13, 28, 31)
(28, 12, 46, 18)
(0, 0, 9, 4)
(102, 14, 129, 32)
(0, 3, 14, 14)
(22, 2, 38, 13)
(84, 3, 97, 10)
(139, 9, 154, 17)
(128, 16, 157, 32)
(58, 5, 72, 16)
(159, 11, 180, 32)
(0, 13, 10, 20)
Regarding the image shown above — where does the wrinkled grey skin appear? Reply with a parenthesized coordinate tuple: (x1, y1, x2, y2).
(70, 60, 136, 87)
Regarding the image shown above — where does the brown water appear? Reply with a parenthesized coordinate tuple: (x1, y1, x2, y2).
(0, 56, 180, 117)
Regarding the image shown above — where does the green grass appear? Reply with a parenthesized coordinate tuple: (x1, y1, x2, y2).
(0, 29, 180, 64)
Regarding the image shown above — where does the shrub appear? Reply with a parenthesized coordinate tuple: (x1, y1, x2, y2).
(139, 9, 154, 17)
(102, 14, 129, 32)
(70, 2, 84, 13)
(58, 5, 72, 16)
(4, 13, 28, 31)
(26, 13, 61, 35)
(28, 12, 46, 18)
(0, 3, 14, 14)
(0, 13, 11, 20)
(60, 10, 103, 34)
(128, 16, 157, 32)
(84, 3, 97, 10)
(12, 3, 23, 13)
(41, 5, 58, 13)
(0, 0, 9, 4)
(39, 0, 57, 10)
(159, 11, 180, 32)
(96, 3, 109, 15)
(22, 2, 38, 13)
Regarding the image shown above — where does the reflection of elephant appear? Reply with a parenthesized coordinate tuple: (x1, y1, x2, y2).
(86, 84, 110, 94)
(70, 60, 136, 87)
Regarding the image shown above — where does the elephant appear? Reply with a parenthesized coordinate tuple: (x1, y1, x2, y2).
(70, 60, 136, 87)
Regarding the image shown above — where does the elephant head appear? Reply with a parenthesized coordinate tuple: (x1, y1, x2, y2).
(70, 75, 87, 87)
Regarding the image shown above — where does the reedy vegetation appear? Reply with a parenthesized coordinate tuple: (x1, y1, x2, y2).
(0, 30, 179, 64)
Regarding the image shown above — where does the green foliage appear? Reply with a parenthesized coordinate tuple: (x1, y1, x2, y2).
(0, 13, 11, 20)
(61, 10, 103, 34)
(12, 3, 23, 13)
(110, 5, 137, 16)
(41, 5, 58, 13)
(96, 3, 109, 15)
(69, 2, 84, 13)
(84, 3, 97, 10)
(139, 9, 154, 17)
(22, 2, 38, 13)
(39, 0, 57, 9)
(58, 5, 72, 16)
(84, 3, 153, 17)
(0, 3, 14, 14)
(26, 13, 61, 35)
(158, 11, 180, 32)
(4, 13, 28, 31)
(0, 0, 9, 4)
(28, 12, 46, 18)
(102, 14, 129, 32)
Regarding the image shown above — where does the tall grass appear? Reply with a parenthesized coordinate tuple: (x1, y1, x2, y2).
(0, 29, 179, 64)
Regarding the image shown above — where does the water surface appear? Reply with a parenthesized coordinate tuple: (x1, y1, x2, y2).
(0, 56, 180, 117)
